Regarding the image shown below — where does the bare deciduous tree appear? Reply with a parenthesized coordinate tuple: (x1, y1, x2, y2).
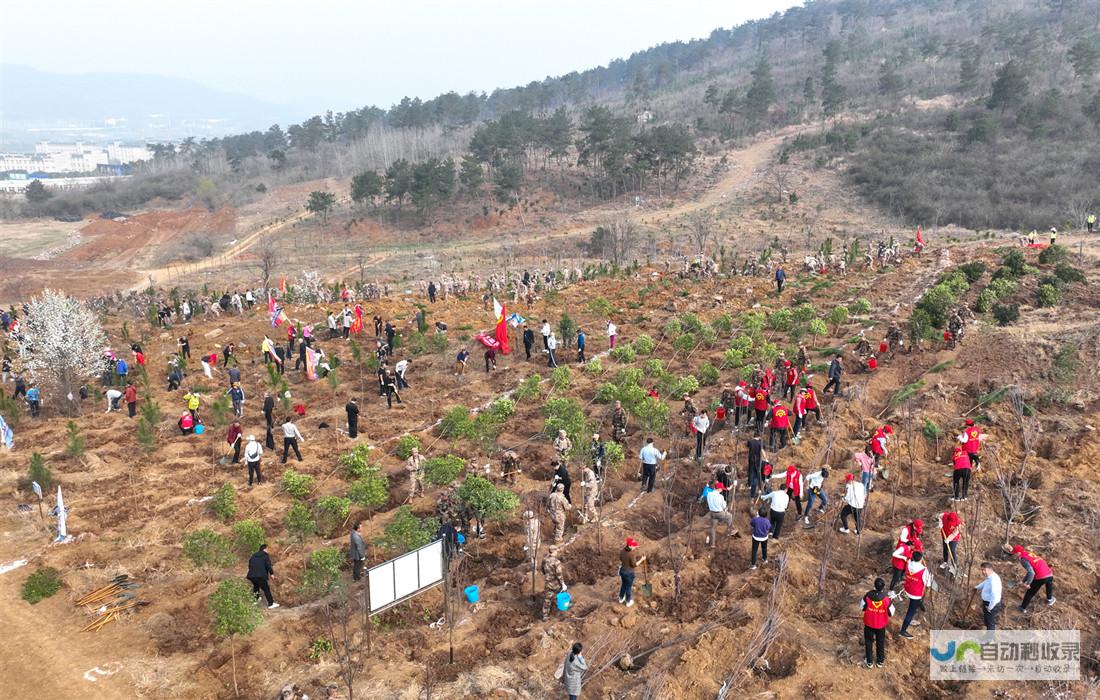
(993, 392, 1039, 546)
(257, 242, 278, 294)
(321, 587, 363, 700)
(1066, 195, 1095, 230)
(592, 218, 639, 268)
(770, 167, 792, 203)
(687, 212, 714, 256)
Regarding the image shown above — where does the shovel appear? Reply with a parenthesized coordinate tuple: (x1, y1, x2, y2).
(641, 560, 653, 598)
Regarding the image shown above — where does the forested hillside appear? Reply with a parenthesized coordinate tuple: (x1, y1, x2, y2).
(13, 0, 1100, 231)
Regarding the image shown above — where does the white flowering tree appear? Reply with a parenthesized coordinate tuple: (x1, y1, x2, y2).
(290, 271, 331, 303)
(18, 289, 107, 414)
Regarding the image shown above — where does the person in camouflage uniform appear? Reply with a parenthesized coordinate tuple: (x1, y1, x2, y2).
(797, 344, 810, 372)
(589, 433, 605, 480)
(681, 396, 698, 434)
(611, 401, 628, 445)
(500, 450, 521, 485)
(548, 482, 571, 542)
(523, 509, 541, 563)
(553, 430, 572, 461)
(580, 463, 600, 524)
(885, 323, 903, 358)
(405, 447, 425, 501)
(540, 545, 565, 621)
(436, 487, 460, 525)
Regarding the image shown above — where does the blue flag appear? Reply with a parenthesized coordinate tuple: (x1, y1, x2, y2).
(0, 414, 12, 449)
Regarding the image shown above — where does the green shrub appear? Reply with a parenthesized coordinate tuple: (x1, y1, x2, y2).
(992, 303, 1020, 326)
(1001, 249, 1027, 276)
(757, 340, 780, 368)
(337, 444, 373, 479)
(541, 397, 590, 455)
(21, 567, 62, 604)
(916, 284, 957, 328)
(456, 475, 519, 523)
(395, 435, 421, 461)
(1036, 283, 1061, 307)
(347, 466, 389, 514)
(314, 496, 352, 536)
(587, 296, 614, 317)
(712, 314, 733, 336)
(921, 419, 944, 442)
(208, 578, 264, 641)
(988, 277, 1018, 299)
(551, 366, 572, 390)
(767, 309, 793, 331)
(643, 358, 665, 377)
(584, 357, 604, 374)
(698, 362, 720, 386)
(1037, 244, 1068, 266)
(1053, 264, 1085, 285)
(210, 483, 237, 521)
(232, 519, 266, 554)
(697, 325, 718, 348)
(972, 289, 994, 313)
(940, 270, 971, 296)
(958, 261, 987, 283)
(514, 374, 542, 401)
(183, 529, 234, 568)
(826, 305, 849, 332)
(439, 406, 473, 439)
(909, 308, 933, 342)
(792, 303, 817, 324)
(672, 334, 696, 353)
(722, 348, 745, 369)
(26, 452, 52, 492)
(740, 311, 766, 338)
(280, 469, 314, 498)
(632, 334, 656, 355)
(423, 455, 466, 486)
(557, 314, 576, 349)
(672, 375, 700, 399)
(661, 319, 682, 337)
(284, 501, 317, 542)
(309, 637, 334, 660)
(632, 396, 670, 435)
(610, 345, 637, 363)
(298, 547, 345, 599)
(603, 441, 625, 467)
(380, 505, 439, 553)
(595, 382, 619, 403)
(64, 421, 85, 458)
(678, 312, 703, 333)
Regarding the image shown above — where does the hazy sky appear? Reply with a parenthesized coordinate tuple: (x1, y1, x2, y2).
(2, 0, 799, 113)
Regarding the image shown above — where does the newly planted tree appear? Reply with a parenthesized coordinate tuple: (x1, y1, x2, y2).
(208, 579, 265, 697)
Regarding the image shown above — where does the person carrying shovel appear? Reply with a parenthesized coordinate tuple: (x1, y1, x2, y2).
(618, 537, 647, 607)
(938, 511, 963, 574)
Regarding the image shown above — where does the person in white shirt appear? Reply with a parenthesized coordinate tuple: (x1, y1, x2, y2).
(327, 312, 338, 339)
(395, 358, 410, 389)
(607, 319, 618, 349)
(280, 419, 304, 463)
(244, 435, 264, 485)
(692, 410, 710, 461)
(802, 468, 829, 524)
(540, 320, 552, 352)
(759, 487, 790, 539)
(975, 562, 1003, 630)
(105, 388, 123, 412)
(704, 481, 733, 545)
(547, 333, 559, 368)
(839, 473, 866, 533)
(245, 290, 255, 308)
(638, 438, 666, 493)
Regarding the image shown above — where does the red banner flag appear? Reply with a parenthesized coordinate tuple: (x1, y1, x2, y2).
(493, 299, 511, 354)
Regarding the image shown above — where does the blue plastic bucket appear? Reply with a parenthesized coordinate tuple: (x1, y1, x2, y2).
(556, 590, 571, 611)
(194, 424, 205, 435)
(464, 585, 479, 603)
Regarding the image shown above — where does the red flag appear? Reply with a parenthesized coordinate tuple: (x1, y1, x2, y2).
(350, 305, 363, 334)
(267, 293, 276, 314)
(916, 226, 925, 245)
(493, 299, 511, 354)
(279, 277, 287, 295)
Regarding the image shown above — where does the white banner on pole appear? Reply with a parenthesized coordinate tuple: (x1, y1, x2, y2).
(367, 538, 444, 614)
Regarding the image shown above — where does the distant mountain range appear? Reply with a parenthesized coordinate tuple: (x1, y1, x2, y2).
(1, 64, 305, 148)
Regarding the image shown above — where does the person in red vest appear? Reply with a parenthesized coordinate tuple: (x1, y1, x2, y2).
(870, 425, 892, 469)
(1012, 545, 1055, 612)
(889, 539, 915, 590)
(124, 381, 138, 418)
(878, 339, 889, 356)
(783, 361, 799, 400)
(951, 444, 972, 501)
(866, 354, 878, 371)
(753, 385, 770, 433)
(861, 577, 895, 668)
(762, 366, 775, 390)
(768, 400, 790, 450)
(735, 381, 752, 428)
(898, 550, 932, 639)
(897, 519, 923, 548)
(803, 386, 822, 426)
(957, 419, 986, 470)
(781, 463, 803, 517)
(792, 390, 807, 439)
(939, 512, 963, 570)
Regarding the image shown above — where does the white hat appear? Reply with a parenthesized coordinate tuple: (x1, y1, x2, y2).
(247, 435, 256, 441)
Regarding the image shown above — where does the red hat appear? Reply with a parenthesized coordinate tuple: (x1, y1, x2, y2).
(965, 419, 975, 426)
(626, 538, 639, 548)
(913, 519, 923, 532)
(1011, 545, 1025, 555)
(784, 360, 791, 367)
(845, 473, 854, 481)
(712, 481, 726, 492)
(883, 425, 894, 434)
(738, 380, 747, 386)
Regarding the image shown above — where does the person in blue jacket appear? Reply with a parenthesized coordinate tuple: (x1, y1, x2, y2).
(115, 357, 128, 386)
(26, 383, 40, 417)
(775, 265, 786, 295)
(576, 329, 586, 363)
